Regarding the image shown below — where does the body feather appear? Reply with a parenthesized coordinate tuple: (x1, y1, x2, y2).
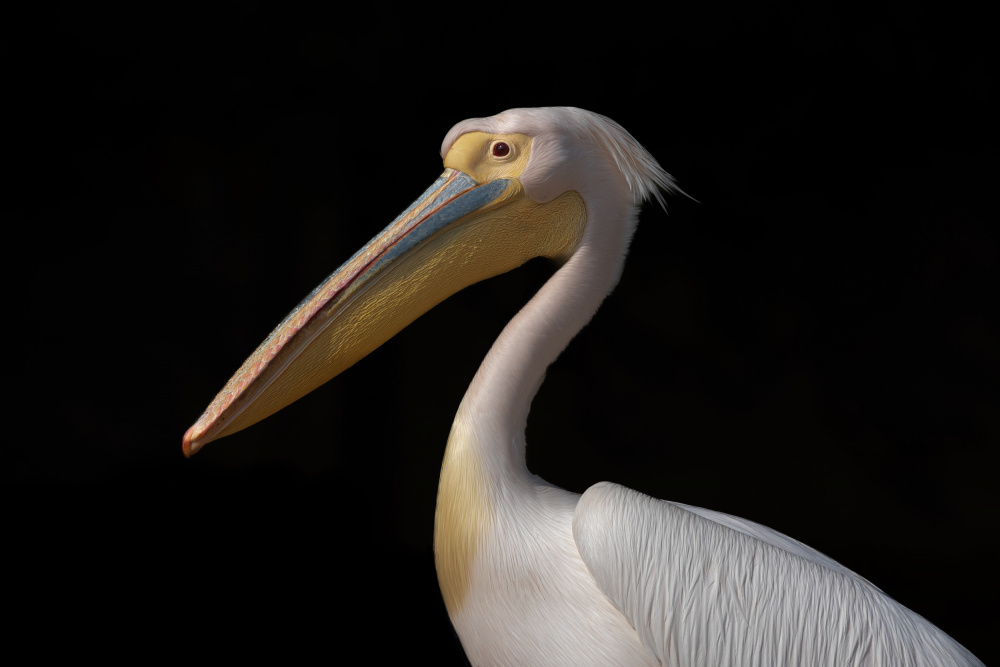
(574, 482, 981, 666)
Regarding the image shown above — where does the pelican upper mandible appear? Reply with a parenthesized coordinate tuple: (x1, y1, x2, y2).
(183, 107, 982, 666)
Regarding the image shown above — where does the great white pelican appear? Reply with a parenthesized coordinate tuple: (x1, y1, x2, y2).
(183, 107, 982, 666)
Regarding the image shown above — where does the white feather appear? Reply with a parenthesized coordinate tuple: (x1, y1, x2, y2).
(574, 482, 981, 667)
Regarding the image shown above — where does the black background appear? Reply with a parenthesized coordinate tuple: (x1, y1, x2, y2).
(8, 2, 996, 663)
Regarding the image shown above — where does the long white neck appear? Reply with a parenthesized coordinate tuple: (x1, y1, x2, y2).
(453, 196, 639, 484)
(434, 190, 639, 616)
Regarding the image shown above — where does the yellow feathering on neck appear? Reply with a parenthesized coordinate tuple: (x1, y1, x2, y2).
(434, 414, 493, 616)
(432, 190, 586, 616)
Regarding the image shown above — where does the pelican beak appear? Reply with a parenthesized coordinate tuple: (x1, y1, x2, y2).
(183, 167, 585, 456)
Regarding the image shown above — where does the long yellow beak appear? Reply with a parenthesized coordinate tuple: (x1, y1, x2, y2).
(183, 167, 585, 456)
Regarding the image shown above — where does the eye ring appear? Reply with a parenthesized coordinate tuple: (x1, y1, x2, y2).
(491, 140, 512, 159)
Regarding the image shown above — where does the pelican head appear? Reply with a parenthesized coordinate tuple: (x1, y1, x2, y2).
(182, 107, 673, 456)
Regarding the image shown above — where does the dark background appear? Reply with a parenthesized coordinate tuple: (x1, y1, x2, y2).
(8, 2, 996, 663)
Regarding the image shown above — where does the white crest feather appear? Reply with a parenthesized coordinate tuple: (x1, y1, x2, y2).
(566, 108, 676, 210)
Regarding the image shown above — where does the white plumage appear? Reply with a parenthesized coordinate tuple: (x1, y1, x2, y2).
(431, 108, 980, 666)
(185, 107, 983, 666)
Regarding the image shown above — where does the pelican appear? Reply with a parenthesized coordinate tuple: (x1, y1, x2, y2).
(183, 107, 982, 666)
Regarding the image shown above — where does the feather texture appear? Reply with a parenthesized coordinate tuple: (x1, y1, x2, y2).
(575, 482, 981, 667)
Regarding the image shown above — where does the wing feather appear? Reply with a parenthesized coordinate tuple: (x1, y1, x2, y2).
(572, 482, 981, 667)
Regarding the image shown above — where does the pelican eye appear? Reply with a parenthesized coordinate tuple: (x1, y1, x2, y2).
(491, 141, 511, 158)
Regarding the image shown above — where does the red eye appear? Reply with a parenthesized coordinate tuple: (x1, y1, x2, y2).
(492, 141, 510, 157)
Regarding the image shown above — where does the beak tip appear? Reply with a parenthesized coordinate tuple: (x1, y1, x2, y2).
(182, 425, 203, 458)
